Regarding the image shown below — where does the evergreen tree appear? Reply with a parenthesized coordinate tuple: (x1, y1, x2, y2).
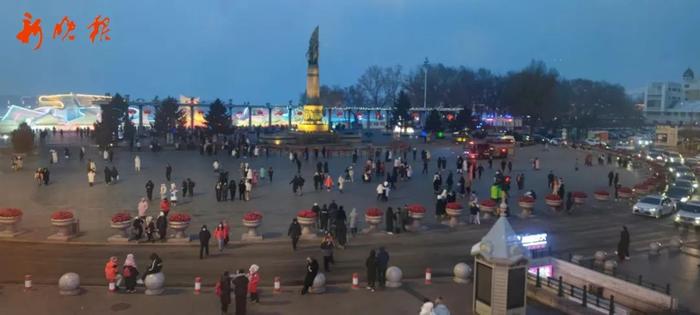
(424, 109, 443, 133)
(153, 97, 186, 135)
(204, 98, 231, 134)
(94, 93, 128, 148)
(11, 122, 34, 153)
(391, 90, 411, 129)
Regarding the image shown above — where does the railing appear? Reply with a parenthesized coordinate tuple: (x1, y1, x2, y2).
(529, 271, 621, 314)
(560, 252, 671, 295)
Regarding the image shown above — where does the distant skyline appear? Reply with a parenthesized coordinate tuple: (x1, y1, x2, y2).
(1, 0, 698, 103)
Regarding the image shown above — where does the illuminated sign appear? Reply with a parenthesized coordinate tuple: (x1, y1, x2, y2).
(517, 233, 547, 250)
(528, 265, 552, 278)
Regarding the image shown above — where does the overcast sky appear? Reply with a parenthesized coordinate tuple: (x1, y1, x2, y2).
(1, 0, 698, 103)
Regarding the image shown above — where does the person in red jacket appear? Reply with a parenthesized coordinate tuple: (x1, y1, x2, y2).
(248, 264, 260, 303)
(159, 198, 170, 216)
(214, 222, 227, 252)
(104, 256, 119, 290)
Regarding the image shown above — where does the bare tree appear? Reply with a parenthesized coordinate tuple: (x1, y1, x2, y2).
(381, 65, 403, 107)
(357, 65, 385, 107)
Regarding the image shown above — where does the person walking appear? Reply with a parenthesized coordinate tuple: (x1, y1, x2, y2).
(335, 207, 348, 247)
(104, 256, 120, 291)
(287, 218, 302, 250)
(159, 183, 167, 200)
(169, 183, 178, 206)
(301, 257, 319, 295)
(349, 208, 358, 237)
(165, 163, 172, 181)
(145, 216, 155, 242)
(229, 180, 236, 201)
(87, 169, 95, 187)
(320, 234, 335, 272)
(214, 223, 227, 252)
(217, 271, 232, 315)
(187, 178, 195, 197)
(385, 207, 394, 235)
(617, 226, 630, 261)
(122, 254, 139, 293)
(199, 225, 211, 259)
(338, 174, 345, 193)
(365, 249, 377, 292)
(134, 155, 141, 172)
(145, 180, 154, 201)
(376, 247, 389, 288)
(248, 264, 260, 303)
(137, 197, 149, 218)
(268, 166, 273, 183)
(232, 269, 249, 315)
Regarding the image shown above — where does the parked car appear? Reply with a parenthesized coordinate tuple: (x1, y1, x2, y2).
(632, 195, 675, 218)
(666, 151, 684, 164)
(672, 166, 694, 179)
(583, 138, 600, 146)
(672, 179, 696, 194)
(665, 186, 693, 204)
(674, 201, 700, 228)
(549, 138, 567, 146)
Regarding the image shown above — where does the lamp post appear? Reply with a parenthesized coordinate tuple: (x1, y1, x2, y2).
(267, 102, 272, 127)
(189, 97, 195, 130)
(423, 58, 429, 124)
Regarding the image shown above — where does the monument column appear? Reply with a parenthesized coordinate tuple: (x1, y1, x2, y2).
(267, 103, 272, 127)
(248, 104, 252, 128)
(366, 110, 371, 129)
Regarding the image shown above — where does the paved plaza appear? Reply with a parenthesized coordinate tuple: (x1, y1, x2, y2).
(3, 136, 700, 313)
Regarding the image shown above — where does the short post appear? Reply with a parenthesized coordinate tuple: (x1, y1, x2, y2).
(568, 253, 573, 261)
(651, 283, 655, 290)
(609, 295, 615, 315)
(194, 277, 201, 295)
(536, 268, 541, 288)
(570, 284, 574, 297)
(596, 292, 600, 307)
(558, 276, 563, 297)
(638, 275, 643, 285)
(424, 268, 432, 285)
(352, 273, 359, 289)
(582, 285, 588, 307)
(666, 283, 671, 295)
(108, 280, 116, 292)
(24, 274, 32, 292)
(273, 276, 281, 293)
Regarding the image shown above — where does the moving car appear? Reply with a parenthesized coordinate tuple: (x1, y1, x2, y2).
(614, 141, 635, 151)
(632, 195, 675, 218)
(584, 138, 601, 146)
(677, 174, 699, 189)
(666, 151, 684, 164)
(453, 131, 471, 144)
(672, 166, 693, 179)
(672, 179, 696, 194)
(674, 201, 700, 228)
(665, 186, 693, 204)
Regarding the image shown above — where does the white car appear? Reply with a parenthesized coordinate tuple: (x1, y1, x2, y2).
(583, 138, 600, 146)
(614, 141, 635, 151)
(666, 151, 684, 164)
(632, 195, 675, 218)
(674, 202, 700, 228)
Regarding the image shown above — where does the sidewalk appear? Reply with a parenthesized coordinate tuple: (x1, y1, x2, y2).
(0, 278, 563, 315)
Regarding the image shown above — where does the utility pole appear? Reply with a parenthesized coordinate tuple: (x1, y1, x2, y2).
(423, 57, 429, 124)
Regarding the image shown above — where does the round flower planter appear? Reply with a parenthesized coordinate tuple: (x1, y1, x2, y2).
(545, 195, 562, 209)
(408, 211, 425, 231)
(594, 191, 610, 201)
(0, 215, 22, 236)
(364, 215, 382, 233)
(618, 187, 633, 199)
(51, 218, 76, 237)
(445, 207, 462, 227)
(634, 185, 650, 195)
(110, 220, 132, 239)
(518, 197, 535, 217)
(296, 216, 316, 237)
(168, 221, 190, 239)
(572, 192, 587, 205)
(479, 200, 497, 219)
(242, 219, 261, 237)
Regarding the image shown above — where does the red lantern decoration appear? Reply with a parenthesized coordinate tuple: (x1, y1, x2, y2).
(447, 114, 455, 121)
(128, 108, 137, 115)
(297, 111, 304, 116)
(143, 109, 152, 115)
(256, 110, 264, 116)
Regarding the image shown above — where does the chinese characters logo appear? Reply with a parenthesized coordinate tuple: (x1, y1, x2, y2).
(16, 12, 111, 50)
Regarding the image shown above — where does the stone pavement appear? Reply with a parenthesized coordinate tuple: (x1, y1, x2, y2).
(0, 136, 648, 242)
(0, 278, 564, 315)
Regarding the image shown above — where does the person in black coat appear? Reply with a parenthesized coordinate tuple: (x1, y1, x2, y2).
(385, 207, 394, 234)
(617, 226, 630, 260)
(288, 218, 301, 250)
(156, 212, 167, 241)
(199, 225, 211, 259)
(187, 178, 195, 197)
(219, 271, 232, 315)
(319, 205, 329, 232)
(376, 247, 389, 288)
(301, 257, 319, 295)
(104, 166, 112, 184)
(232, 269, 249, 315)
(165, 164, 172, 181)
(365, 249, 377, 292)
(145, 180, 154, 201)
(131, 217, 143, 241)
(142, 252, 163, 281)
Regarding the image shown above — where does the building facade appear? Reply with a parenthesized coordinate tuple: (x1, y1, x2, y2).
(644, 68, 700, 125)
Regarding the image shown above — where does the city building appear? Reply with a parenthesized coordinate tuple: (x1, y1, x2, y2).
(644, 68, 700, 125)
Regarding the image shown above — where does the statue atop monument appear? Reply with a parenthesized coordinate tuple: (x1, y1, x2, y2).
(306, 26, 319, 66)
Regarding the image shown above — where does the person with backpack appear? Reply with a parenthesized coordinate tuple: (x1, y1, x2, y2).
(122, 253, 139, 293)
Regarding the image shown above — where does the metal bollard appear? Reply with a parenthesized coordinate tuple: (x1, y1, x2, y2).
(570, 284, 574, 297)
(582, 285, 588, 307)
(24, 275, 32, 292)
(596, 292, 600, 307)
(558, 276, 563, 297)
(666, 283, 671, 295)
(536, 268, 541, 288)
(638, 275, 643, 285)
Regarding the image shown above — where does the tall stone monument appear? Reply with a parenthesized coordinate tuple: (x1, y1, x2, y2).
(297, 26, 329, 133)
